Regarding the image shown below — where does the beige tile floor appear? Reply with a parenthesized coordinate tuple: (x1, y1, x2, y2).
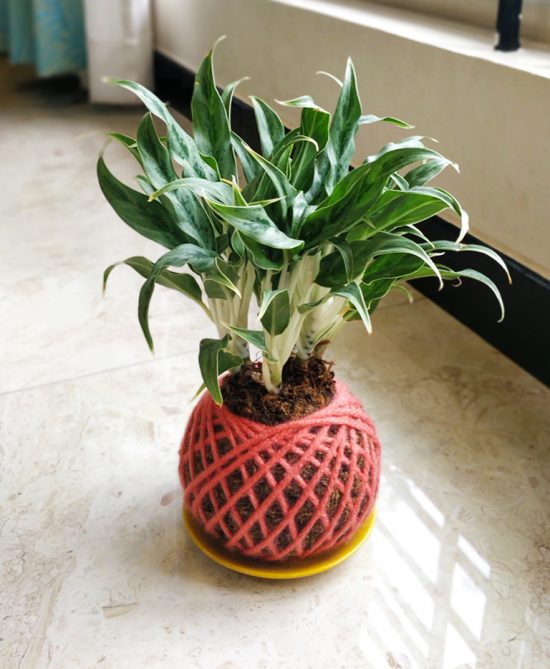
(1, 60, 549, 669)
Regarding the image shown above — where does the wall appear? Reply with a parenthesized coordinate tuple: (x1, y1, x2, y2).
(371, 0, 550, 44)
(153, 0, 550, 278)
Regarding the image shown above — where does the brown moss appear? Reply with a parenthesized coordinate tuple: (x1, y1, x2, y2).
(221, 355, 335, 425)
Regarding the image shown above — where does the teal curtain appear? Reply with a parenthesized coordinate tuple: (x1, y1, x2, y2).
(0, 0, 86, 76)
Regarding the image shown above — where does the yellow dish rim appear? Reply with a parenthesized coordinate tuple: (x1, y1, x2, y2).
(183, 506, 376, 579)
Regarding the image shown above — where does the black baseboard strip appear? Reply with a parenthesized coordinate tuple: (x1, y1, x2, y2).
(154, 51, 550, 387)
(411, 219, 550, 387)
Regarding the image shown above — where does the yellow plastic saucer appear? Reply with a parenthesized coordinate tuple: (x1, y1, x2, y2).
(183, 506, 376, 579)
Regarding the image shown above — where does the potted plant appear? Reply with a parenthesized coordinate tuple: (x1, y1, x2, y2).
(99, 41, 508, 577)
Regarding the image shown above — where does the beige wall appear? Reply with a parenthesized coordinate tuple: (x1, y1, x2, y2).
(153, 0, 550, 278)
(371, 0, 550, 44)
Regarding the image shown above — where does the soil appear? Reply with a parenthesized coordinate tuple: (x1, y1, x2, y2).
(221, 356, 335, 425)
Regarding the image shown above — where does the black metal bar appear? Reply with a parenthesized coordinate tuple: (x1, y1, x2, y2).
(495, 0, 523, 51)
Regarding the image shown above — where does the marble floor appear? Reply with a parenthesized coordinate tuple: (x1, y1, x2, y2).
(1, 60, 549, 669)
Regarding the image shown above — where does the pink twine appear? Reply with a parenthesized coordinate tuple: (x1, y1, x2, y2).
(179, 380, 381, 561)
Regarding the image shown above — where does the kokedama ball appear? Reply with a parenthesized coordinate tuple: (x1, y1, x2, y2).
(179, 381, 381, 561)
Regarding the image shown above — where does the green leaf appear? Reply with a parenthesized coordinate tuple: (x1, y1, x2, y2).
(205, 200, 303, 250)
(204, 280, 227, 299)
(325, 58, 362, 188)
(103, 255, 204, 307)
(360, 278, 395, 311)
(237, 140, 297, 219)
(104, 77, 216, 180)
(361, 253, 425, 283)
(191, 46, 236, 180)
(425, 241, 511, 282)
(358, 114, 413, 129)
(332, 283, 372, 333)
(305, 60, 362, 202)
(259, 289, 291, 335)
(221, 76, 249, 122)
(108, 132, 142, 165)
(135, 175, 154, 197)
(137, 244, 217, 350)
(290, 191, 314, 238)
(300, 162, 383, 244)
(301, 107, 330, 149)
(230, 131, 260, 183)
(368, 187, 463, 234)
(332, 240, 354, 283)
(149, 177, 233, 205)
(316, 232, 442, 288)
(291, 107, 330, 192)
(136, 112, 215, 248)
(276, 95, 326, 111)
(297, 294, 330, 313)
(251, 97, 285, 159)
(230, 230, 245, 256)
(224, 326, 267, 352)
(241, 234, 283, 270)
(207, 258, 242, 297)
(199, 336, 242, 405)
(388, 173, 410, 191)
(137, 112, 178, 186)
(405, 157, 455, 187)
(316, 70, 343, 87)
(363, 138, 445, 175)
(408, 267, 505, 322)
(451, 269, 505, 322)
(303, 142, 451, 245)
(97, 157, 182, 249)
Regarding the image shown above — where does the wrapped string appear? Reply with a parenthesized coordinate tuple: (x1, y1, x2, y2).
(179, 381, 381, 561)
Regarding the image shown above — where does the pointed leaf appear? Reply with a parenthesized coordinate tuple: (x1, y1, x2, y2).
(208, 258, 242, 297)
(137, 244, 217, 350)
(368, 188, 462, 234)
(251, 96, 285, 159)
(136, 112, 214, 247)
(149, 177, 233, 204)
(326, 58, 362, 187)
(259, 289, 291, 335)
(332, 240, 354, 283)
(300, 162, 382, 243)
(108, 132, 142, 165)
(205, 200, 303, 250)
(405, 157, 455, 187)
(317, 233, 442, 288)
(97, 157, 182, 249)
(225, 326, 267, 352)
(276, 95, 326, 111)
(230, 131, 260, 183)
(361, 253, 425, 283)
(359, 114, 413, 129)
(360, 278, 395, 311)
(408, 267, 505, 322)
(199, 336, 242, 405)
(291, 107, 330, 192)
(222, 76, 249, 121)
(104, 78, 216, 180)
(241, 234, 283, 270)
(425, 241, 510, 282)
(237, 140, 297, 219)
(332, 283, 372, 333)
(191, 47, 236, 180)
(270, 130, 319, 176)
(103, 256, 204, 307)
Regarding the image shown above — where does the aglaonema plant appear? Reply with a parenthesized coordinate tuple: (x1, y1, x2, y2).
(100, 40, 508, 404)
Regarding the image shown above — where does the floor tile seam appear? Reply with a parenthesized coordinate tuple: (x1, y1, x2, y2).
(0, 297, 429, 398)
(0, 348, 197, 398)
